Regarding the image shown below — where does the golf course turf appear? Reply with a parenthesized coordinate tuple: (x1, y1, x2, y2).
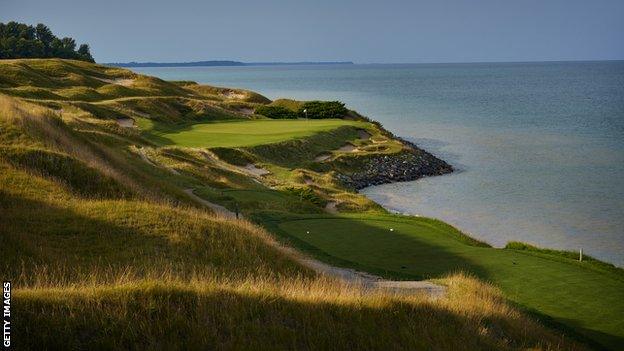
(139, 118, 365, 148)
(276, 215, 624, 350)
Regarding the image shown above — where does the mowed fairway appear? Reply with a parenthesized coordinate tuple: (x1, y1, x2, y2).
(138, 119, 364, 147)
(278, 215, 624, 350)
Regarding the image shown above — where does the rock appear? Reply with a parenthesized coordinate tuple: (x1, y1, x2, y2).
(336, 144, 453, 190)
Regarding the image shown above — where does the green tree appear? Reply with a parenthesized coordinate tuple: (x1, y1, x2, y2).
(0, 21, 95, 62)
(35, 24, 54, 56)
(77, 44, 94, 62)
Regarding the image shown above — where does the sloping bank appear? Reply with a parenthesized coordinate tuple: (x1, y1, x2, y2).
(210, 123, 453, 191)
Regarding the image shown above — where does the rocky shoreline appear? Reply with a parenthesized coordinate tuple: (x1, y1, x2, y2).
(336, 140, 453, 190)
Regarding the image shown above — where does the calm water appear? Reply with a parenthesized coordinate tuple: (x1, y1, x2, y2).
(134, 62, 624, 266)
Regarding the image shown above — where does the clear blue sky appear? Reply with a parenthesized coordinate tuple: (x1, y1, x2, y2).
(2, 0, 623, 63)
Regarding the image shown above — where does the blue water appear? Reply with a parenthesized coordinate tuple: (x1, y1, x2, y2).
(133, 62, 624, 266)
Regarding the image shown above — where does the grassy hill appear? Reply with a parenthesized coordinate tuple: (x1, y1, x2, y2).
(0, 58, 617, 350)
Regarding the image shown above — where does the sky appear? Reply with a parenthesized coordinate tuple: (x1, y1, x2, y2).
(2, 0, 623, 63)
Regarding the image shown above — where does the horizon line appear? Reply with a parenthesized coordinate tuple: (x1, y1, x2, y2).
(104, 58, 624, 68)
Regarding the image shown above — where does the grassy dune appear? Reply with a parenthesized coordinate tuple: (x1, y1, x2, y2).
(0, 58, 614, 350)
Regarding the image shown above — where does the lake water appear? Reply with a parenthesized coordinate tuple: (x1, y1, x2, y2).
(133, 61, 624, 266)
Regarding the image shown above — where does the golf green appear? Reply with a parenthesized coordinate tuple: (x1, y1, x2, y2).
(139, 119, 364, 148)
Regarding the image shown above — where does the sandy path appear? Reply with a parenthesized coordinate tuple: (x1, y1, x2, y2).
(184, 188, 240, 219)
(278, 245, 445, 298)
(135, 147, 179, 175)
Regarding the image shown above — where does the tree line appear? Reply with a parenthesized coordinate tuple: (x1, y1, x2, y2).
(0, 22, 94, 62)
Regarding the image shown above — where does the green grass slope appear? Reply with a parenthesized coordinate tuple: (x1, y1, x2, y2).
(139, 118, 365, 148)
(274, 215, 624, 350)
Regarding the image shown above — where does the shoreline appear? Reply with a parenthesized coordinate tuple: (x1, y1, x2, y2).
(356, 144, 624, 269)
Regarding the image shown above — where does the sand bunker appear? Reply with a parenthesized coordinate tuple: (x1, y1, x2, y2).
(223, 91, 247, 100)
(116, 118, 134, 128)
(97, 77, 134, 86)
(337, 144, 357, 152)
(314, 154, 331, 162)
(243, 163, 270, 176)
(358, 129, 372, 140)
(325, 201, 338, 214)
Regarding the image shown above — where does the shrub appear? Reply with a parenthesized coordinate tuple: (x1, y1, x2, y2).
(283, 186, 325, 206)
(254, 105, 298, 119)
(299, 101, 348, 119)
(270, 99, 303, 112)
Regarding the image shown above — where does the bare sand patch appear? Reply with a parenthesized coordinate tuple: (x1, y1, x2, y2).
(242, 163, 270, 176)
(337, 144, 357, 152)
(325, 201, 338, 214)
(116, 118, 134, 128)
(358, 129, 372, 140)
(96, 77, 135, 86)
(314, 154, 331, 162)
(184, 189, 240, 219)
(223, 91, 247, 100)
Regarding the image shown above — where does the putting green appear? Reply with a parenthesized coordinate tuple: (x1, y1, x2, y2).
(278, 216, 624, 350)
(138, 119, 364, 148)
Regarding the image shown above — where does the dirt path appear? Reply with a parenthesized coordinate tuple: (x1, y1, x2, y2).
(184, 188, 240, 219)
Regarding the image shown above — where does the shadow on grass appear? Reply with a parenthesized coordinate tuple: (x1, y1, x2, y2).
(256, 212, 624, 351)
(14, 283, 564, 350)
(523, 308, 624, 351)
(0, 192, 302, 285)
(259, 213, 490, 281)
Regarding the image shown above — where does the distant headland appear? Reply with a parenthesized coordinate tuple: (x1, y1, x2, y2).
(107, 60, 354, 68)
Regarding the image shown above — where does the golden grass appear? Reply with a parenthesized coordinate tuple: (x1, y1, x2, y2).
(11, 273, 585, 350)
